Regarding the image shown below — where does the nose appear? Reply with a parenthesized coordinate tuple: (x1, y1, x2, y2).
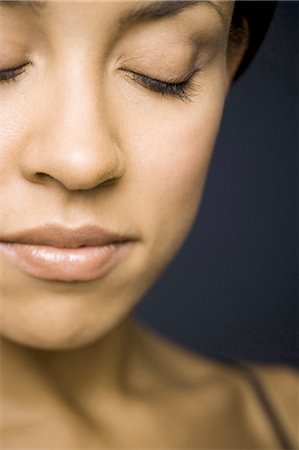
(20, 74, 126, 191)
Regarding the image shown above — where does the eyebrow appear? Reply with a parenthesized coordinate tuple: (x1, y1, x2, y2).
(119, 1, 226, 29)
(0, 0, 226, 27)
(0, 0, 46, 15)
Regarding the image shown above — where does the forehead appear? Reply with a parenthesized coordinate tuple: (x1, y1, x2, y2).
(0, 1, 233, 28)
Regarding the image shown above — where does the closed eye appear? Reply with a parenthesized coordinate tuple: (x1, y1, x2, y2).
(0, 63, 30, 83)
(123, 69, 201, 101)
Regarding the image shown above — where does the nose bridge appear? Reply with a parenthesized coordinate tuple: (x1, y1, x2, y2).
(23, 62, 125, 191)
(55, 76, 112, 168)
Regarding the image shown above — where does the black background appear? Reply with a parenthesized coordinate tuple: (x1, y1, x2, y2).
(134, 1, 297, 367)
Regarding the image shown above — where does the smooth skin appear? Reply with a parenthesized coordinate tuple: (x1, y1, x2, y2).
(1, 1, 294, 448)
(1, 0, 237, 350)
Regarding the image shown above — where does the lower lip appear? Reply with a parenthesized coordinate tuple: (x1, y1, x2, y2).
(0, 241, 131, 282)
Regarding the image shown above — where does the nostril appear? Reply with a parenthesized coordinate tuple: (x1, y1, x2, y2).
(27, 172, 51, 184)
(35, 172, 52, 182)
(32, 172, 119, 191)
(100, 177, 119, 188)
(36, 172, 48, 178)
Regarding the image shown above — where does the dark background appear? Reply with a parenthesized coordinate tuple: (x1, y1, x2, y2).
(134, 2, 298, 367)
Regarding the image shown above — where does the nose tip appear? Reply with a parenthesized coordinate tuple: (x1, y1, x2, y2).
(21, 139, 126, 191)
(51, 145, 125, 191)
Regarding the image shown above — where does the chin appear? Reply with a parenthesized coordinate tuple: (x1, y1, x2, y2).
(1, 319, 104, 351)
(0, 292, 133, 351)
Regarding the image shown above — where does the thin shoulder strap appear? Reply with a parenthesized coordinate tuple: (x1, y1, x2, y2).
(232, 360, 295, 450)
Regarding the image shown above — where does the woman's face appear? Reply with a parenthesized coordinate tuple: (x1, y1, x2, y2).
(0, 1, 238, 349)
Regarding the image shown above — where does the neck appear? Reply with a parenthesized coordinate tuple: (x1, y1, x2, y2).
(1, 317, 135, 414)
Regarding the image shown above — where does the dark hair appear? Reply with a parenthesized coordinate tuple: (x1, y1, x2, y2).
(231, 1, 277, 80)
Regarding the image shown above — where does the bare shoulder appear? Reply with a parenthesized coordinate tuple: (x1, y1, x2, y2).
(130, 320, 298, 448)
(248, 362, 299, 447)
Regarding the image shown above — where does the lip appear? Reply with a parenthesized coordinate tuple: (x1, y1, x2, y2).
(0, 224, 135, 282)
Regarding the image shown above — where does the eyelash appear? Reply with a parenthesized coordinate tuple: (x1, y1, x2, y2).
(0, 63, 29, 84)
(0, 63, 200, 101)
(125, 69, 200, 101)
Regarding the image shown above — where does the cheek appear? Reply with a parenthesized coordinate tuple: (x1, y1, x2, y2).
(0, 85, 41, 189)
(120, 90, 225, 255)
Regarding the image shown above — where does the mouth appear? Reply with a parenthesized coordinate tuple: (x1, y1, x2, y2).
(0, 224, 135, 282)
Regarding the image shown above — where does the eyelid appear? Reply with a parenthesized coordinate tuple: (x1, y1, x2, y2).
(120, 63, 197, 83)
(121, 67, 201, 101)
(0, 62, 30, 82)
(126, 69, 191, 89)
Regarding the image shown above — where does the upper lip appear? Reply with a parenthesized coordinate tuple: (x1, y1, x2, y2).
(0, 224, 134, 248)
